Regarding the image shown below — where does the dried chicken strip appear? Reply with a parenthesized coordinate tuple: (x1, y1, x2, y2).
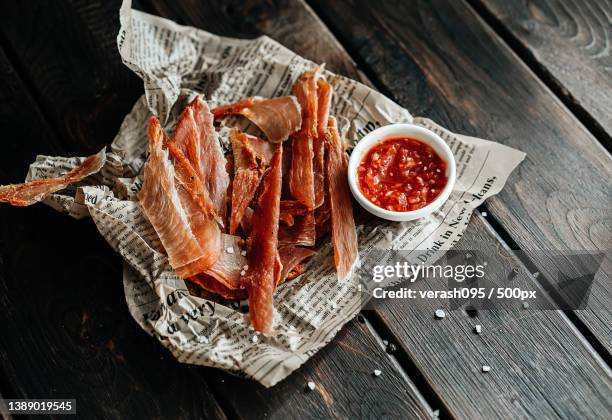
(326, 117, 359, 281)
(313, 77, 332, 208)
(278, 211, 316, 247)
(289, 67, 322, 209)
(212, 96, 302, 143)
(279, 199, 308, 226)
(139, 118, 219, 274)
(277, 246, 316, 287)
(191, 97, 230, 221)
(169, 106, 221, 224)
(246, 135, 275, 164)
(203, 233, 248, 290)
(229, 129, 266, 234)
(166, 147, 222, 278)
(0, 149, 106, 206)
(188, 273, 247, 300)
(244, 145, 282, 334)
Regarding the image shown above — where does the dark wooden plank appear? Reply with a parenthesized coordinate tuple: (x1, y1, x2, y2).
(203, 319, 432, 419)
(0, 206, 226, 419)
(471, 0, 612, 147)
(0, 0, 142, 155)
(0, 3, 227, 418)
(368, 214, 612, 418)
(0, 47, 64, 183)
(310, 0, 612, 354)
(142, 0, 368, 82)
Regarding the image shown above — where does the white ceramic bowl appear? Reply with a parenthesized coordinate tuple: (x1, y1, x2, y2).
(348, 123, 456, 221)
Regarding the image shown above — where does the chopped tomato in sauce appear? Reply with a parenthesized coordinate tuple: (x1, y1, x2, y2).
(358, 137, 448, 212)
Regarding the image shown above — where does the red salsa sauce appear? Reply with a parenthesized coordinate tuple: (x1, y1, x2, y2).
(358, 137, 448, 212)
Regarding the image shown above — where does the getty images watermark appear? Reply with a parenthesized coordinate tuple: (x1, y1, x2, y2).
(355, 249, 607, 311)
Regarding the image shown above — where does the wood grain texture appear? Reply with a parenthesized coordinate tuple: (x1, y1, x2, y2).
(206, 319, 432, 419)
(0, 2, 227, 417)
(310, 0, 612, 353)
(0, 207, 226, 419)
(472, 0, 612, 146)
(0, 0, 142, 155)
(370, 214, 612, 419)
(143, 0, 368, 83)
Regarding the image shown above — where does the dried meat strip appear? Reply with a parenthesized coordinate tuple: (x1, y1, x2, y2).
(212, 96, 302, 143)
(326, 116, 359, 281)
(229, 129, 265, 234)
(191, 97, 230, 221)
(313, 77, 332, 208)
(188, 273, 247, 300)
(169, 106, 221, 224)
(289, 67, 322, 209)
(203, 233, 248, 290)
(139, 118, 219, 275)
(244, 145, 283, 334)
(278, 211, 316, 247)
(277, 246, 316, 286)
(0, 149, 106, 206)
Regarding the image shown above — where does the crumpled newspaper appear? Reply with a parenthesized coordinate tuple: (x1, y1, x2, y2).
(19, 0, 524, 387)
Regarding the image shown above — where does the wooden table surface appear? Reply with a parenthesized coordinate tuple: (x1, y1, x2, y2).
(0, 1, 610, 418)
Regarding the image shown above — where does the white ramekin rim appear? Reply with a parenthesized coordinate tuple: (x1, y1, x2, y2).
(348, 123, 456, 222)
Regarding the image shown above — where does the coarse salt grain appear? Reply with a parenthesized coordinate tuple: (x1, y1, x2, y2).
(435, 309, 446, 319)
(307, 381, 316, 391)
(252, 335, 259, 343)
(373, 369, 382, 377)
(523, 302, 530, 309)
(482, 211, 488, 217)
(226, 247, 234, 254)
(482, 365, 491, 372)
(241, 250, 247, 256)
(243, 265, 249, 271)
(240, 270, 246, 276)
(474, 325, 482, 334)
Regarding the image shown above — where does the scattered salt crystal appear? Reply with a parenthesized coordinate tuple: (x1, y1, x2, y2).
(474, 325, 482, 334)
(240, 270, 246, 276)
(522, 302, 530, 309)
(436, 169, 441, 173)
(252, 335, 259, 343)
(243, 265, 249, 271)
(241, 250, 247, 256)
(357, 284, 362, 292)
(382, 340, 389, 347)
(307, 381, 316, 391)
(483, 261, 488, 266)
(435, 309, 446, 319)
(226, 246, 234, 254)
(482, 211, 488, 217)
(197, 335, 209, 344)
(482, 365, 491, 372)
(373, 369, 382, 377)
(433, 409, 440, 418)
(533, 271, 540, 278)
